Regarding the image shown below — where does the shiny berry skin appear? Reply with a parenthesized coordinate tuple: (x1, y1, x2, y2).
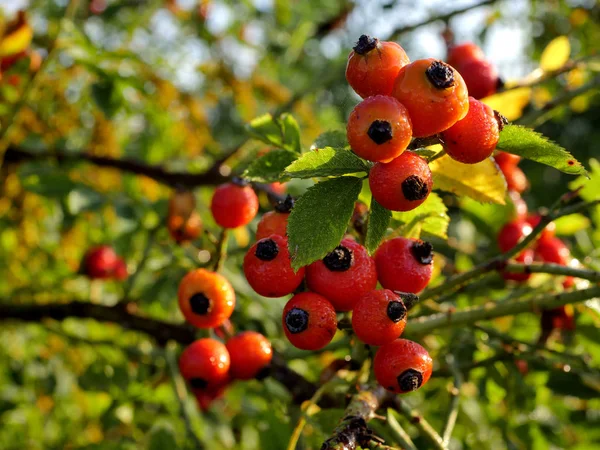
(168, 211, 203, 244)
(193, 379, 228, 411)
(375, 237, 434, 293)
(178, 269, 236, 329)
(369, 151, 432, 212)
(535, 237, 570, 265)
(306, 238, 377, 311)
(243, 235, 305, 298)
(497, 220, 533, 252)
(346, 35, 410, 99)
(502, 249, 534, 282)
(179, 338, 230, 390)
(455, 58, 499, 100)
(211, 182, 259, 228)
(352, 290, 411, 345)
(447, 42, 485, 68)
(226, 331, 273, 380)
(83, 245, 119, 279)
(374, 339, 433, 394)
(392, 58, 469, 137)
(442, 97, 501, 164)
(282, 292, 337, 350)
(526, 214, 556, 243)
(255, 195, 294, 240)
(347, 95, 412, 163)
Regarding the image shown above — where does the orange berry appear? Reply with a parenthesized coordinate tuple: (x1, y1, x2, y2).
(392, 58, 469, 137)
(282, 292, 337, 351)
(346, 35, 410, 98)
(447, 42, 485, 67)
(178, 269, 236, 329)
(211, 181, 259, 228)
(179, 339, 230, 390)
(455, 58, 499, 99)
(347, 95, 412, 163)
(374, 339, 433, 394)
(226, 331, 272, 380)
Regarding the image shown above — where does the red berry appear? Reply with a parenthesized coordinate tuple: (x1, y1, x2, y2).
(455, 58, 499, 99)
(502, 249, 534, 282)
(192, 379, 228, 411)
(541, 306, 575, 333)
(391, 58, 469, 137)
(113, 258, 128, 281)
(494, 151, 521, 167)
(346, 35, 410, 98)
(447, 42, 485, 68)
(497, 220, 533, 253)
(374, 237, 434, 293)
(243, 235, 305, 297)
(211, 182, 259, 228)
(369, 151, 432, 212)
(282, 292, 337, 351)
(306, 238, 377, 311)
(442, 97, 502, 164)
(535, 237, 570, 265)
(269, 182, 287, 196)
(497, 161, 528, 193)
(526, 214, 556, 243)
(346, 95, 412, 163)
(83, 245, 119, 279)
(178, 269, 236, 329)
(374, 339, 433, 394)
(352, 289, 412, 345)
(255, 196, 294, 240)
(179, 338, 230, 390)
(226, 331, 273, 380)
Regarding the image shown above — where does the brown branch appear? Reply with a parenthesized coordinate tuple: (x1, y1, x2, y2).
(0, 300, 322, 404)
(321, 386, 391, 450)
(4, 147, 228, 188)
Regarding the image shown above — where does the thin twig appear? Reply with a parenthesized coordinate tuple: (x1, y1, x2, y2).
(394, 399, 447, 450)
(386, 409, 417, 450)
(503, 262, 600, 282)
(441, 354, 463, 446)
(212, 229, 229, 272)
(122, 224, 162, 301)
(165, 342, 205, 449)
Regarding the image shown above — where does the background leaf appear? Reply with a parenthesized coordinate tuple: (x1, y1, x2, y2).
(284, 147, 370, 179)
(430, 155, 507, 204)
(311, 130, 349, 150)
(246, 113, 302, 153)
(242, 150, 298, 182)
(365, 198, 391, 254)
(497, 125, 586, 175)
(287, 177, 362, 270)
(540, 36, 571, 72)
(390, 192, 449, 239)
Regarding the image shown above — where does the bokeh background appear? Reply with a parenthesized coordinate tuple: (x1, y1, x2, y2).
(0, 0, 599, 449)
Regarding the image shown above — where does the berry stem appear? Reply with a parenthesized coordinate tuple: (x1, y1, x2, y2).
(212, 229, 229, 272)
(406, 285, 600, 336)
(441, 354, 463, 447)
(394, 398, 448, 450)
(418, 196, 600, 303)
(386, 410, 417, 450)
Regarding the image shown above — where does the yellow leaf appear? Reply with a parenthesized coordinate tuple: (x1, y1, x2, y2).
(0, 23, 33, 57)
(430, 155, 506, 204)
(483, 87, 532, 121)
(540, 36, 570, 72)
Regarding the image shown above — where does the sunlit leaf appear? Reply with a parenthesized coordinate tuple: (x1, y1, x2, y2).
(540, 36, 571, 72)
(483, 88, 532, 121)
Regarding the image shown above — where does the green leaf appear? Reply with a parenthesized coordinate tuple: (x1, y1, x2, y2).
(390, 192, 449, 239)
(288, 177, 362, 270)
(148, 424, 178, 450)
(569, 158, 600, 202)
(312, 130, 348, 150)
(246, 113, 301, 153)
(284, 147, 370, 179)
(497, 125, 586, 175)
(242, 149, 298, 183)
(365, 199, 391, 254)
(554, 214, 591, 235)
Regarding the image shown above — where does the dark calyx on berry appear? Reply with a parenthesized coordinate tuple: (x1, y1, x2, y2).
(387, 300, 407, 323)
(397, 369, 423, 392)
(396, 292, 420, 310)
(323, 245, 354, 272)
(256, 239, 279, 261)
(425, 60, 455, 89)
(353, 35, 378, 55)
(189, 293, 212, 315)
(275, 195, 295, 213)
(402, 175, 429, 201)
(494, 110, 509, 131)
(411, 241, 434, 265)
(285, 307, 309, 334)
(231, 176, 250, 187)
(367, 120, 393, 145)
(189, 377, 208, 389)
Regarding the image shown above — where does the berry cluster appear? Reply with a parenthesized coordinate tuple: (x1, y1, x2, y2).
(447, 42, 501, 100)
(82, 245, 128, 281)
(345, 35, 508, 213)
(177, 268, 273, 410)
